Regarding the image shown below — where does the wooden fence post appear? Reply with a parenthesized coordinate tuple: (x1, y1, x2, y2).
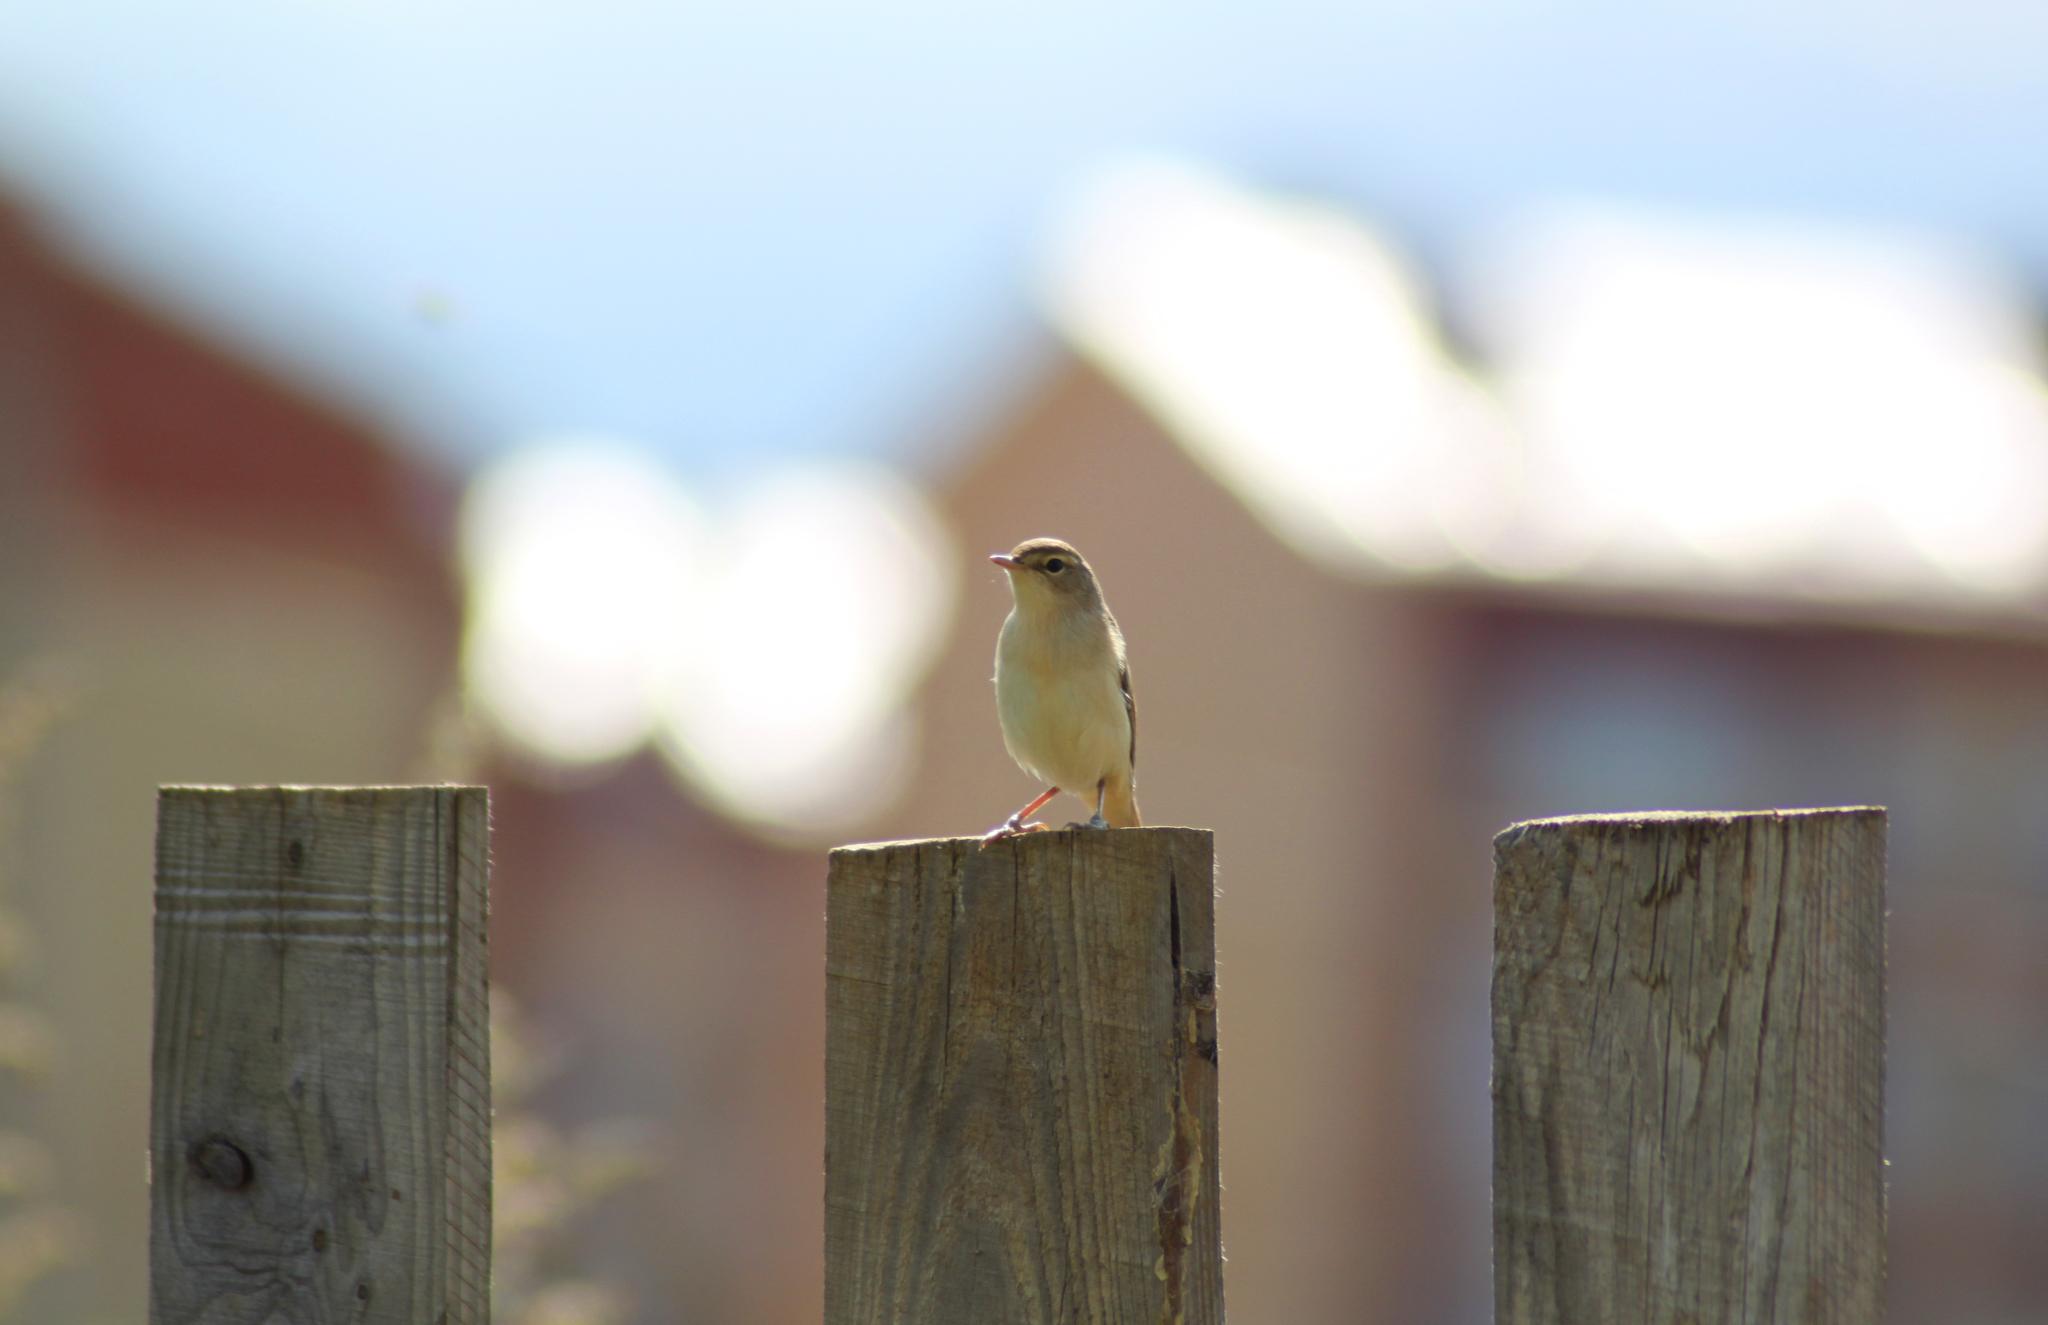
(150, 786, 492, 1324)
(825, 827, 1221, 1325)
(1492, 808, 1885, 1324)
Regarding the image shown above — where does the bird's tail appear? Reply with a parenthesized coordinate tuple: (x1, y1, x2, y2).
(1103, 774, 1142, 829)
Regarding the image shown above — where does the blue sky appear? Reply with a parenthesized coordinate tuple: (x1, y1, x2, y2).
(3, 0, 2045, 478)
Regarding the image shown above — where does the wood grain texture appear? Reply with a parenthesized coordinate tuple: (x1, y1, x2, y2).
(151, 786, 491, 1325)
(1492, 809, 1885, 1325)
(826, 827, 1220, 1325)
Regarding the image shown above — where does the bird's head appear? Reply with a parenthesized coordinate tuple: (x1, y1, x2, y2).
(989, 538, 1102, 615)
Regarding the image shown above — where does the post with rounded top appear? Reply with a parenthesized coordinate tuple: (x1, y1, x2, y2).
(825, 826, 1222, 1325)
(1492, 808, 1886, 1324)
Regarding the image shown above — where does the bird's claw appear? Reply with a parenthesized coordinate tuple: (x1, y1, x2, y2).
(1064, 814, 1110, 831)
(981, 816, 1052, 845)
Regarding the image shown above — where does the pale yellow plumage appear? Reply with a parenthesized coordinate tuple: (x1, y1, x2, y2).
(983, 538, 1141, 840)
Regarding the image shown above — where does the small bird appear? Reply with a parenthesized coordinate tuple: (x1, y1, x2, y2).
(983, 538, 1142, 840)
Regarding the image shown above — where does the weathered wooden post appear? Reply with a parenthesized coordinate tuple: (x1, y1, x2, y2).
(150, 786, 492, 1324)
(825, 827, 1221, 1325)
(1492, 809, 1885, 1324)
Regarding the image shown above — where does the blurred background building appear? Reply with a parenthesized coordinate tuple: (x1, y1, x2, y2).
(3, 2, 2048, 1322)
(0, 198, 461, 1322)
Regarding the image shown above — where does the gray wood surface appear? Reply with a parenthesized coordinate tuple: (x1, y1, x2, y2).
(1492, 809, 1885, 1325)
(151, 786, 491, 1325)
(826, 827, 1221, 1325)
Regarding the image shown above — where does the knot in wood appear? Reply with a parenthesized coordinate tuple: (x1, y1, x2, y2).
(190, 1136, 251, 1190)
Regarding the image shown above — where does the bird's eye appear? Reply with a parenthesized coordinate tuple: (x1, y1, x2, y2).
(1043, 557, 1065, 573)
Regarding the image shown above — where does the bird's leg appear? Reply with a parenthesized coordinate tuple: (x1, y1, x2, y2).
(1068, 780, 1111, 831)
(983, 786, 1060, 843)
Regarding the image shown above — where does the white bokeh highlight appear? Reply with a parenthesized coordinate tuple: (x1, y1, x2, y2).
(462, 439, 707, 765)
(460, 441, 957, 835)
(657, 464, 958, 833)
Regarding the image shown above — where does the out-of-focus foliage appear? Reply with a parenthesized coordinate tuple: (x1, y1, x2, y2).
(492, 993, 659, 1325)
(0, 662, 89, 1318)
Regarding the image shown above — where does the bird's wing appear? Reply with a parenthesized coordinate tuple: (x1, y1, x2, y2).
(1120, 660, 1137, 769)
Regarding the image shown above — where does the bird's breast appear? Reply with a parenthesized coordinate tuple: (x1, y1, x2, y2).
(993, 610, 1129, 790)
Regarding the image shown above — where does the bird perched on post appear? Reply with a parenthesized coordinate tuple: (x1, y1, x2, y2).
(983, 537, 1142, 841)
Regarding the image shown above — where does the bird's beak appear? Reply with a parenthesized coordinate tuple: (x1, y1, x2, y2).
(989, 554, 1020, 570)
